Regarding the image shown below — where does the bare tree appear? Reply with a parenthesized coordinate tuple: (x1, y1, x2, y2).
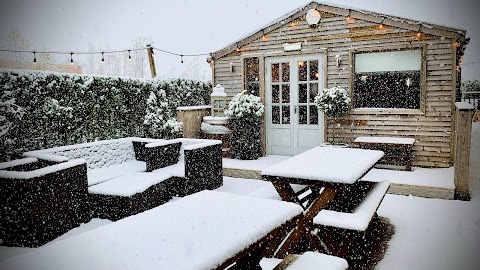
(181, 57, 202, 80)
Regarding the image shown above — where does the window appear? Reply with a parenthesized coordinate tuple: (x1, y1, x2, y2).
(353, 49, 422, 110)
(244, 57, 260, 96)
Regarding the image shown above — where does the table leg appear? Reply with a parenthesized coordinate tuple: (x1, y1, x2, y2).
(272, 183, 338, 256)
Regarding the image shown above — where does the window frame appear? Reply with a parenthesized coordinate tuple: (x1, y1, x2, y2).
(349, 44, 427, 115)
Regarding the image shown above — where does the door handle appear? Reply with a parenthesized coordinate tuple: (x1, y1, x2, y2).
(294, 105, 297, 114)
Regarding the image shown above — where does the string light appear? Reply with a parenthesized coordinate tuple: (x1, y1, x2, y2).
(454, 40, 460, 48)
(346, 9, 351, 21)
(379, 17, 385, 29)
(180, 55, 184, 63)
(0, 46, 211, 62)
(417, 25, 422, 38)
(70, 52, 74, 63)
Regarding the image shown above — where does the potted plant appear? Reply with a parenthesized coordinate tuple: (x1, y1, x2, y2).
(225, 90, 265, 160)
(314, 86, 351, 145)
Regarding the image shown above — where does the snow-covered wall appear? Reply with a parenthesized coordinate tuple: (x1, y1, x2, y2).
(0, 69, 211, 162)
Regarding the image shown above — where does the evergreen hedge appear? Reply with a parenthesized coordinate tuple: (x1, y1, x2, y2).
(0, 70, 211, 162)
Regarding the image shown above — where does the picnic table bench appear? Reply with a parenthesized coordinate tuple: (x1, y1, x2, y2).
(261, 146, 390, 258)
(354, 136, 415, 171)
(261, 252, 348, 270)
(0, 191, 305, 270)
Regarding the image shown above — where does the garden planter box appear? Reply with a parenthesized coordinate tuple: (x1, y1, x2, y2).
(0, 158, 88, 247)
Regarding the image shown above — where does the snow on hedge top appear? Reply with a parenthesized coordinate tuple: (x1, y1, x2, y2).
(0, 159, 86, 180)
(455, 102, 475, 110)
(262, 146, 384, 184)
(1, 190, 303, 270)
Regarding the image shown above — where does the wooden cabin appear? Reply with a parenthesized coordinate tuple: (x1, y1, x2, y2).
(209, 1, 468, 168)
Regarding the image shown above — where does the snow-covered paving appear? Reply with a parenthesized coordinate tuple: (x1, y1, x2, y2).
(1, 123, 478, 269)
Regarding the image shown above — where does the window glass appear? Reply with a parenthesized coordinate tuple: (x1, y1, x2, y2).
(245, 57, 260, 96)
(354, 49, 421, 109)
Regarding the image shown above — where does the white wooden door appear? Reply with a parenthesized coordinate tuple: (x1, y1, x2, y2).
(266, 55, 324, 156)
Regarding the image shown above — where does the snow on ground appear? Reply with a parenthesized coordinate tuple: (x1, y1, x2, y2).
(0, 124, 478, 269)
(223, 155, 289, 171)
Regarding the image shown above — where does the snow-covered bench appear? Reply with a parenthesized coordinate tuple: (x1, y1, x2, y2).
(354, 136, 415, 171)
(260, 252, 348, 270)
(23, 137, 223, 220)
(313, 180, 390, 257)
(0, 158, 88, 247)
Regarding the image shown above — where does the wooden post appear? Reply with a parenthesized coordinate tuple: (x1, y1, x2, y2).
(454, 102, 474, 200)
(146, 44, 156, 78)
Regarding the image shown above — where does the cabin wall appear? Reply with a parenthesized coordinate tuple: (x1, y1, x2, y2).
(214, 13, 456, 168)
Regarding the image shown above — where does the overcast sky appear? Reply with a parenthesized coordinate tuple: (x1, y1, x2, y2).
(0, 0, 478, 80)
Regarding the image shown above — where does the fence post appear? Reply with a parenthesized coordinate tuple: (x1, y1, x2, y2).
(454, 102, 475, 200)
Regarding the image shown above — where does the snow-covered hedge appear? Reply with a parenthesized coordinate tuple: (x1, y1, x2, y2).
(0, 69, 210, 161)
(314, 86, 351, 117)
(225, 91, 265, 120)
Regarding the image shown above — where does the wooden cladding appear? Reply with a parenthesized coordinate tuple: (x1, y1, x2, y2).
(213, 10, 458, 168)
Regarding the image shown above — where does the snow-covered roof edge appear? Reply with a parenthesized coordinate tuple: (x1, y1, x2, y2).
(211, 1, 467, 60)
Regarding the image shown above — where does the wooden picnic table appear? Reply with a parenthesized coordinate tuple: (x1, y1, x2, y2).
(261, 146, 384, 256)
(0, 191, 304, 270)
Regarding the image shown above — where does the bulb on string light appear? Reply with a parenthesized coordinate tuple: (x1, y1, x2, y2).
(180, 55, 184, 63)
(101, 52, 105, 63)
(416, 25, 422, 38)
(32, 51, 37, 64)
(128, 50, 132, 61)
(379, 18, 385, 29)
(70, 52, 74, 63)
(346, 9, 351, 21)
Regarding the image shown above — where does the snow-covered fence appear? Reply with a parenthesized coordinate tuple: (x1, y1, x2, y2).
(0, 69, 211, 162)
(176, 105, 211, 138)
(461, 91, 480, 111)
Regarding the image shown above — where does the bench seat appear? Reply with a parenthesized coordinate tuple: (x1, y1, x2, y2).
(313, 180, 390, 231)
(260, 252, 348, 270)
(88, 172, 172, 196)
(354, 136, 415, 171)
(87, 160, 146, 186)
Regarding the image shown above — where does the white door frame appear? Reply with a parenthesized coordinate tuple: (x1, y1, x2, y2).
(265, 54, 326, 156)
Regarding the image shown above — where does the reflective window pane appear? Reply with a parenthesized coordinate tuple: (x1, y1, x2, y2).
(298, 106, 307, 124)
(282, 85, 290, 103)
(298, 61, 307, 81)
(272, 63, 279, 82)
(272, 106, 280, 124)
(309, 60, 319, 81)
(310, 106, 318, 124)
(309, 83, 318, 103)
(272, 85, 280, 103)
(298, 83, 307, 103)
(282, 106, 290, 124)
(282, 63, 290, 82)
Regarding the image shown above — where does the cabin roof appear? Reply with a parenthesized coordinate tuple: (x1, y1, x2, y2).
(211, 1, 467, 60)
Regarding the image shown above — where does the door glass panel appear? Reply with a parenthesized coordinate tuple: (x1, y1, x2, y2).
(282, 63, 290, 82)
(309, 83, 318, 102)
(282, 106, 290, 124)
(309, 60, 319, 81)
(272, 63, 279, 82)
(282, 85, 290, 103)
(299, 83, 307, 103)
(310, 106, 318, 124)
(298, 61, 307, 81)
(272, 85, 280, 103)
(298, 106, 307, 124)
(272, 106, 280, 124)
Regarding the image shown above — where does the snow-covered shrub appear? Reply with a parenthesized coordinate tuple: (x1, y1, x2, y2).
(0, 69, 210, 161)
(143, 91, 183, 139)
(226, 91, 264, 160)
(225, 91, 265, 120)
(314, 86, 351, 117)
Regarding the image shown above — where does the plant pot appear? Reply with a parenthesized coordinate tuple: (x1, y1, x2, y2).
(230, 118, 262, 160)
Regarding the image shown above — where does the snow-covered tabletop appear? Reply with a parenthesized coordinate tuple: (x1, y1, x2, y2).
(1, 190, 303, 270)
(261, 147, 384, 185)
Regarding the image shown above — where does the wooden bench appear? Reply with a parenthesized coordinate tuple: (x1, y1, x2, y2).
(313, 180, 390, 258)
(260, 252, 348, 270)
(354, 136, 415, 171)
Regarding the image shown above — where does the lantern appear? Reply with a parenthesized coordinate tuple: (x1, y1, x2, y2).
(211, 84, 228, 117)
